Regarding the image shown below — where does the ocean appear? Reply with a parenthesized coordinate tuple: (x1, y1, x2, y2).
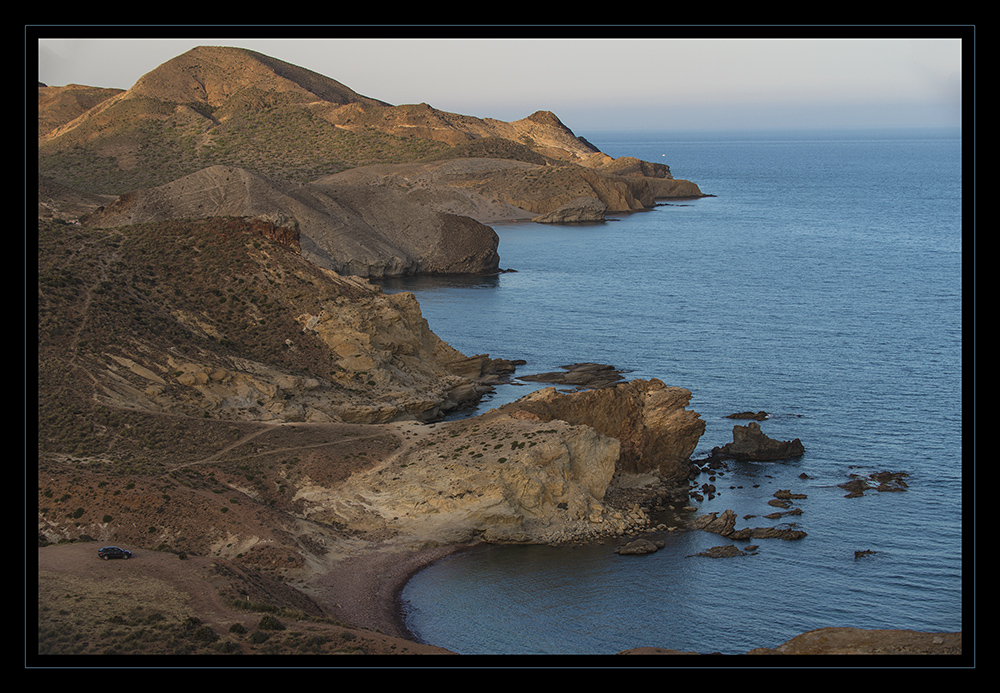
(377, 127, 965, 655)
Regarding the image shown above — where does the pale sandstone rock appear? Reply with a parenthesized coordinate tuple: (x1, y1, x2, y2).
(305, 415, 625, 546)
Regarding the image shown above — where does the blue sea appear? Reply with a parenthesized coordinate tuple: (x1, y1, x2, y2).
(378, 127, 966, 656)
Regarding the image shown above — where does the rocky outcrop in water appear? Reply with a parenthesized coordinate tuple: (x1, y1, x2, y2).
(518, 362, 626, 389)
(690, 544, 755, 558)
(615, 537, 666, 555)
(689, 508, 807, 541)
(839, 470, 909, 497)
(709, 421, 805, 461)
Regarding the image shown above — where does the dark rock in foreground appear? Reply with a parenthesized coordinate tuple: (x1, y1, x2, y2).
(689, 508, 807, 541)
(726, 410, 770, 420)
(615, 538, 666, 555)
(709, 421, 805, 461)
(518, 362, 626, 389)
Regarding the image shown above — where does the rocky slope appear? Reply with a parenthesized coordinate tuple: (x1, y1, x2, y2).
(323, 153, 705, 225)
(38, 45, 706, 267)
(37, 82, 125, 138)
(80, 165, 502, 278)
(37, 213, 702, 555)
(38, 215, 512, 428)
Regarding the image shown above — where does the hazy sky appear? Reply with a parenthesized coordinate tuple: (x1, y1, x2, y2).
(34, 34, 965, 133)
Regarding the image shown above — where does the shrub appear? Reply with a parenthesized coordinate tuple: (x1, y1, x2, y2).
(257, 614, 285, 631)
(191, 625, 219, 643)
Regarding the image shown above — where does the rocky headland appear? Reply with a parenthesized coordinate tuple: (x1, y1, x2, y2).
(79, 165, 502, 279)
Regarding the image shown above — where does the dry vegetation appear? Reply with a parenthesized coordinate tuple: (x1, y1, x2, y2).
(38, 96, 451, 196)
(38, 543, 449, 656)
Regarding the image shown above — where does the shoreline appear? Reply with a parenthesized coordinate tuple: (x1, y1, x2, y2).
(304, 538, 964, 657)
(305, 542, 478, 646)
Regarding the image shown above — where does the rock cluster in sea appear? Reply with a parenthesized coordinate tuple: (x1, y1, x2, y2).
(708, 421, 805, 461)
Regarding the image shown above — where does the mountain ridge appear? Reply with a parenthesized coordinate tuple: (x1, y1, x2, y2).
(38, 45, 703, 208)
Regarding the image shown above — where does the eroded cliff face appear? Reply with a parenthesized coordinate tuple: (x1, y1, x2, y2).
(108, 284, 506, 425)
(497, 380, 705, 484)
(290, 379, 706, 549)
(324, 157, 705, 225)
(82, 166, 501, 279)
(287, 381, 708, 551)
(302, 415, 624, 547)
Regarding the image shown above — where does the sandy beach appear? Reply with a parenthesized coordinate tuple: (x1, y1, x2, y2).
(304, 543, 476, 644)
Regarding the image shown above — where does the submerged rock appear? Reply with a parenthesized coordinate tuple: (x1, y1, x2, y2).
(726, 411, 770, 420)
(615, 537, 666, 555)
(690, 544, 750, 558)
(518, 362, 626, 389)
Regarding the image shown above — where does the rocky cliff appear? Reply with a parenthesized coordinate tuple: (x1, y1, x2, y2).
(324, 156, 704, 225)
(313, 414, 626, 548)
(81, 165, 501, 278)
(40, 45, 707, 253)
(497, 380, 706, 484)
(39, 215, 506, 430)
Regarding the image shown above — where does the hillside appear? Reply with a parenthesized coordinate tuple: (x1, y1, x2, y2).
(34, 212, 705, 655)
(35, 45, 718, 658)
(38, 45, 704, 230)
(38, 83, 125, 138)
(37, 215, 515, 433)
(38, 46, 440, 194)
(78, 165, 502, 278)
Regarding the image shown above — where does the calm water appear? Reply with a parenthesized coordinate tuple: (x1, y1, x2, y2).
(380, 128, 965, 655)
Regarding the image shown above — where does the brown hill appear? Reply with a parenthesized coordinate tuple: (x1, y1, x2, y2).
(38, 45, 703, 213)
(37, 83, 124, 138)
(124, 45, 389, 110)
(80, 164, 501, 278)
(37, 46, 443, 194)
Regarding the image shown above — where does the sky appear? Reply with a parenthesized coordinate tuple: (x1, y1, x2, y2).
(33, 33, 966, 133)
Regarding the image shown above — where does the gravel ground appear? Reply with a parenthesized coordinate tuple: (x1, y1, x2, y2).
(36, 541, 456, 656)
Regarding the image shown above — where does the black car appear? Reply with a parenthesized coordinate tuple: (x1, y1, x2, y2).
(97, 546, 132, 560)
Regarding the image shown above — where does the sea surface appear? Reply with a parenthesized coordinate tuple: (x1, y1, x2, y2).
(377, 127, 966, 656)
